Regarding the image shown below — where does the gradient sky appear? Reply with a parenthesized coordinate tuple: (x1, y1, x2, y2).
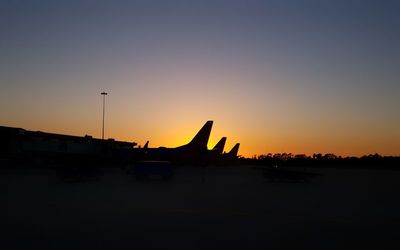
(1, 0, 399, 157)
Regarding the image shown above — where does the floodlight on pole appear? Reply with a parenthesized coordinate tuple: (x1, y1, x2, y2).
(101, 92, 108, 140)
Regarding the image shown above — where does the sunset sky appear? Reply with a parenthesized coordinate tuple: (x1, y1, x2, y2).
(1, 0, 399, 157)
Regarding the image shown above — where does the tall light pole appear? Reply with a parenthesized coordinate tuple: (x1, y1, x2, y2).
(101, 92, 108, 140)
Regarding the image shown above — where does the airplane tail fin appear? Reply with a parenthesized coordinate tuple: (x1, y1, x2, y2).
(212, 137, 226, 154)
(228, 143, 240, 157)
(143, 141, 149, 149)
(188, 121, 213, 149)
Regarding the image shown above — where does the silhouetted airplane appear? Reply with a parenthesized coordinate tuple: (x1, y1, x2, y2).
(211, 137, 227, 154)
(222, 143, 240, 160)
(140, 121, 214, 163)
(204, 137, 227, 164)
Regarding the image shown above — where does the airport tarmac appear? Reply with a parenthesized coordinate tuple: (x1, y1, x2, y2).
(1, 165, 399, 249)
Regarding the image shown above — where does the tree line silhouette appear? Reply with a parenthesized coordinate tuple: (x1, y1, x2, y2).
(238, 153, 400, 169)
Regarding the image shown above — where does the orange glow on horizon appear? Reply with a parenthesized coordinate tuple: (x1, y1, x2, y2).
(1, 118, 399, 158)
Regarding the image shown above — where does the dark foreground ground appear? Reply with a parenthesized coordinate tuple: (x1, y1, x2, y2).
(1, 165, 400, 249)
